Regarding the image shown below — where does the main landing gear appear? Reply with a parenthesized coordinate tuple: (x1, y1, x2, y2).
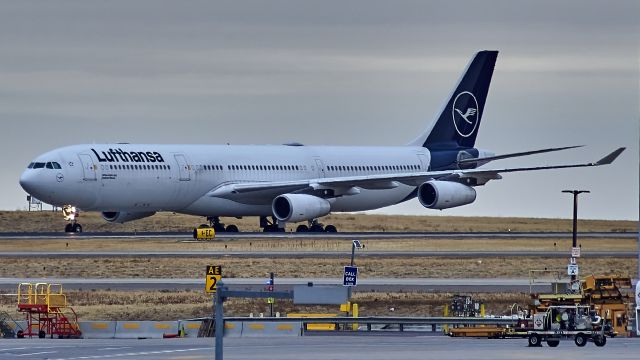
(62, 205, 82, 233)
(260, 216, 285, 232)
(206, 216, 239, 233)
(294, 219, 338, 233)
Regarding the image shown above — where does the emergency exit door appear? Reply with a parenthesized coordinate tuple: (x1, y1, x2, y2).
(174, 154, 191, 181)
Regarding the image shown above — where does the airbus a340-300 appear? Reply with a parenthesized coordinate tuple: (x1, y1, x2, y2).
(19, 51, 624, 233)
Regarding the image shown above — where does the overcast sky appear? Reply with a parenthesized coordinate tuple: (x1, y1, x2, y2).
(1, 0, 637, 220)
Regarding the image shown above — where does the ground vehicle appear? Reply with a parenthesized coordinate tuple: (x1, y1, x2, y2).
(523, 305, 612, 347)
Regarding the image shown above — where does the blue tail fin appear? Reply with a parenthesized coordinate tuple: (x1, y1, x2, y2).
(409, 50, 498, 150)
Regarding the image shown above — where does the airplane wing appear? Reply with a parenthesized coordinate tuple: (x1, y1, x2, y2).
(456, 145, 584, 166)
(206, 147, 625, 201)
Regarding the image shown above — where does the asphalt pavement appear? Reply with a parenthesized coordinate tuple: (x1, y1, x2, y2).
(0, 336, 638, 360)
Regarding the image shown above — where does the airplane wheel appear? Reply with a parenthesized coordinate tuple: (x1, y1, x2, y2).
(225, 225, 239, 232)
(213, 223, 226, 232)
(263, 225, 276, 232)
(309, 224, 324, 232)
(72, 223, 82, 233)
(296, 225, 309, 232)
(324, 224, 337, 233)
(65, 223, 73, 232)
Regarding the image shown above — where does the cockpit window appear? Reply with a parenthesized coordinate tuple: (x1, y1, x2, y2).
(52, 162, 62, 169)
(33, 162, 45, 169)
(27, 162, 34, 169)
(45, 162, 54, 169)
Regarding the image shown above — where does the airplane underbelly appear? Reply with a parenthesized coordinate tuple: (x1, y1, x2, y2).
(181, 196, 272, 217)
(329, 185, 416, 212)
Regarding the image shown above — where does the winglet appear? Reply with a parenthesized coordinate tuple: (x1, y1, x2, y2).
(595, 147, 625, 165)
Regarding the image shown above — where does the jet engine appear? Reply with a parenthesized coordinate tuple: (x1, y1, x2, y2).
(272, 194, 331, 223)
(101, 211, 156, 223)
(418, 180, 476, 209)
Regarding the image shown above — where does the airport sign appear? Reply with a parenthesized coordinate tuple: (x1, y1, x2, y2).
(194, 227, 215, 240)
(571, 247, 581, 258)
(206, 265, 222, 293)
(343, 266, 358, 287)
(567, 264, 579, 276)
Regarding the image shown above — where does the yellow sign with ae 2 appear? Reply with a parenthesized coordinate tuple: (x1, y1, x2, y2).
(206, 265, 222, 293)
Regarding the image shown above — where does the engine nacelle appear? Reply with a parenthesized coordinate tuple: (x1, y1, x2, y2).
(101, 211, 156, 223)
(418, 180, 476, 210)
(272, 194, 331, 223)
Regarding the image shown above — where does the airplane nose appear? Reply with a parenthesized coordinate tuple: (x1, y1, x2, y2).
(19, 170, 39, 195)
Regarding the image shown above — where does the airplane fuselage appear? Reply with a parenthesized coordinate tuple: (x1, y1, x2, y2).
(21, 144, 432, 217)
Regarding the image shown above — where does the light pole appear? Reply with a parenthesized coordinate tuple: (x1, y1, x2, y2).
(562, 190, 590, 286)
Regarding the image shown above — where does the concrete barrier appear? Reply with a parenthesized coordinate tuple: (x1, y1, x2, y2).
(78, 321, 116, 339)
(114, 321, 180, 339)
(114, 321, 144, 339)
(241, 321, 301, 337)
(224, 321, 243, 337)
(177, 320, 202, 338)
(145, 321, 179, 338)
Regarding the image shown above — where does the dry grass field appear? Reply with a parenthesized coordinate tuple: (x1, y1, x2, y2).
(0, 256, 634, 279)
(1, 210, 636, 233)
(0, 211, 635, 321)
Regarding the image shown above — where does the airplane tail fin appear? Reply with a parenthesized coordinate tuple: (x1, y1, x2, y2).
(409, 50, 498, 150)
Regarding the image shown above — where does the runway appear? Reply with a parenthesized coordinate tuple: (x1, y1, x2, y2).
(0, 231, 634, 240)
(0, 336, 638, 360)
(0, 250, 634, 258)
(0, 277, 569, 293)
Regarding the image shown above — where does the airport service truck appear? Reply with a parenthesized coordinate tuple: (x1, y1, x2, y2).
(520, 305, 612, 347)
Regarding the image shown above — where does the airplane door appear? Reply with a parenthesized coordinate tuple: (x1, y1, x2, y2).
(78, 154, 97, 181)
(174, 154, 191, 181)
(314, 158, 326, 178)
(417, 153, 429, 171)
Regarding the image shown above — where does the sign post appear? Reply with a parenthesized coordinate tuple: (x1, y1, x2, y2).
(267, 272, 274, 316)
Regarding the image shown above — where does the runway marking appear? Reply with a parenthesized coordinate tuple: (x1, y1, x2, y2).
(0, 347, 27, 351)
(50, 347, 210, 359)
(96, 347, 131, 351)
(16, 351, 57, 357)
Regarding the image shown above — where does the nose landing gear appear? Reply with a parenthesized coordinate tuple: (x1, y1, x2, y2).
(62, 205, 82, 233)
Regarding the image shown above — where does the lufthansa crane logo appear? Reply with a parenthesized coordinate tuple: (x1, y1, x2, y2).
(452, 91, 479, 137)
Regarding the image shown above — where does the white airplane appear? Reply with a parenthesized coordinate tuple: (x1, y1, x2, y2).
(19, 51, 624, 233)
